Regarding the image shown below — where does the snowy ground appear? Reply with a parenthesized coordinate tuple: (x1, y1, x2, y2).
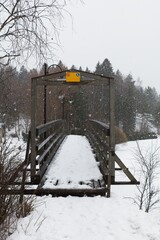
(7, 136, 160, 240)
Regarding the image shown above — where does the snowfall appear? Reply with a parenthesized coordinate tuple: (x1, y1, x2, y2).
(7, 135, 160, 240)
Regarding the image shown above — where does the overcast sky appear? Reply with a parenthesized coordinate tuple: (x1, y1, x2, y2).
(54, 0, 160, 93)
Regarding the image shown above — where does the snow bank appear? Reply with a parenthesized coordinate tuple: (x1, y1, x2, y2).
(8, 195, 160, 240)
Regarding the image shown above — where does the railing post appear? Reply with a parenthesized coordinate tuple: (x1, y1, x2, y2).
(108, 78, 115, 197)
(31, 78, 37, 182)
(44, 63, 48, 124)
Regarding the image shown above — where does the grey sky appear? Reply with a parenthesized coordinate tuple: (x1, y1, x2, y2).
(55, 0, 160, 93)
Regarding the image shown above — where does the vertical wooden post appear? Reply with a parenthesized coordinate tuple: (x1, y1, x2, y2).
(44, 63, 48, 124)
(107, 78, 115, 197)
(31, 78, 37, 182)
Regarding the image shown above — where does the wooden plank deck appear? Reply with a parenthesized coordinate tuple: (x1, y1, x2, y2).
(0, 185, 107, 197)
(37, 179, 107, 197)
(37, 135, 108, 196)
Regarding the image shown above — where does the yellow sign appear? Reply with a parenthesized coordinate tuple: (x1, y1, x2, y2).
(66, 72, 80, 83)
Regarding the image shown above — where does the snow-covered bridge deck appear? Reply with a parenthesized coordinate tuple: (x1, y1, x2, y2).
(38, 135, 107, 196)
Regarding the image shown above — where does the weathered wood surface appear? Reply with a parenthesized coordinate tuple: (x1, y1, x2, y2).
(0, 186, 107, 197)
(1, 178, 107, 197)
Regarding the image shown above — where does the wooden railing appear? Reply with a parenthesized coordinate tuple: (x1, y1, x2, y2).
(84, 120, 111, 183)
(32, 119, 67, 183)
(1, 118, 139, 197)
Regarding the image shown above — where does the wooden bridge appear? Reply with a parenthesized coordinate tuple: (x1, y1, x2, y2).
(1, 66, 139, 198)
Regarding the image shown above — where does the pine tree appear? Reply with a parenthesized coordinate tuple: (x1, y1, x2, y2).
(143, 87, 158, 115)
(153, 101, 160, 134)
(100, 58, 114, 77)
(71, 65, 76, 70)
(85, 67, 90, 72)
(95, 58, 114, 77)
(114, 70, 124, 127)
(95, 62, 101, 74)
(122, 74, 136, 135)
(18, 66, 28, 83)
(57, 60, 67, 71)
(135, 84, 145, 114)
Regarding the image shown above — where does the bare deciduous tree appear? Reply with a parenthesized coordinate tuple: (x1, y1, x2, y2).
(0, 0, 71, 66)
(134, 141, 160, 212)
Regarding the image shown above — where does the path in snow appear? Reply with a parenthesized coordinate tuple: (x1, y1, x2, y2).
(43, 135, 102, 189)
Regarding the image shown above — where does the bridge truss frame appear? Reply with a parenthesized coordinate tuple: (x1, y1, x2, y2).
(0, 66, 139, 198)
(30, 68, 115, 197)
(29, 67, 139, 197)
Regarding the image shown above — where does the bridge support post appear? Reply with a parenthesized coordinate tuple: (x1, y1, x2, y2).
(31, 78, 37, 182)
(107, 78, 115, 197)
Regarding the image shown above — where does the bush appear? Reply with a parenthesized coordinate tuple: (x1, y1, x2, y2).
(16, 196, 34, 218)
(115, 127, 128, 144)
(0, 138, 34, 239)
(0, 139, 20, 239)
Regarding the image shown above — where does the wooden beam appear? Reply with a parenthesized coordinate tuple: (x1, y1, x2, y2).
(32, 69, 113, 84)
(114, 154, 139, 183)
(35, 79, 110, 86)
(0, 182, 38, 185)
(31, 78, 37, 181)
(36, 132, 56, 151)
(0, 187, 107, 197)
(112, 181, 140, 185)
(36, 119, 63, 135)
(107, 78, 115, 197)
(8, 160, 28, 183)
(32, 70, 66, 81)
(38, 135, 66, 180)
(37, 134, 63, 164)
(89, 119, 110, 136)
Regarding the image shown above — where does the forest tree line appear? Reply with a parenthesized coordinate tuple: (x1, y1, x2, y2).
(0, 58, 160, 137)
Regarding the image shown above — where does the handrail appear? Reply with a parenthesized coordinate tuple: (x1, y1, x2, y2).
(89, 119, 110, 136)
(36, 119, 64, 135)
